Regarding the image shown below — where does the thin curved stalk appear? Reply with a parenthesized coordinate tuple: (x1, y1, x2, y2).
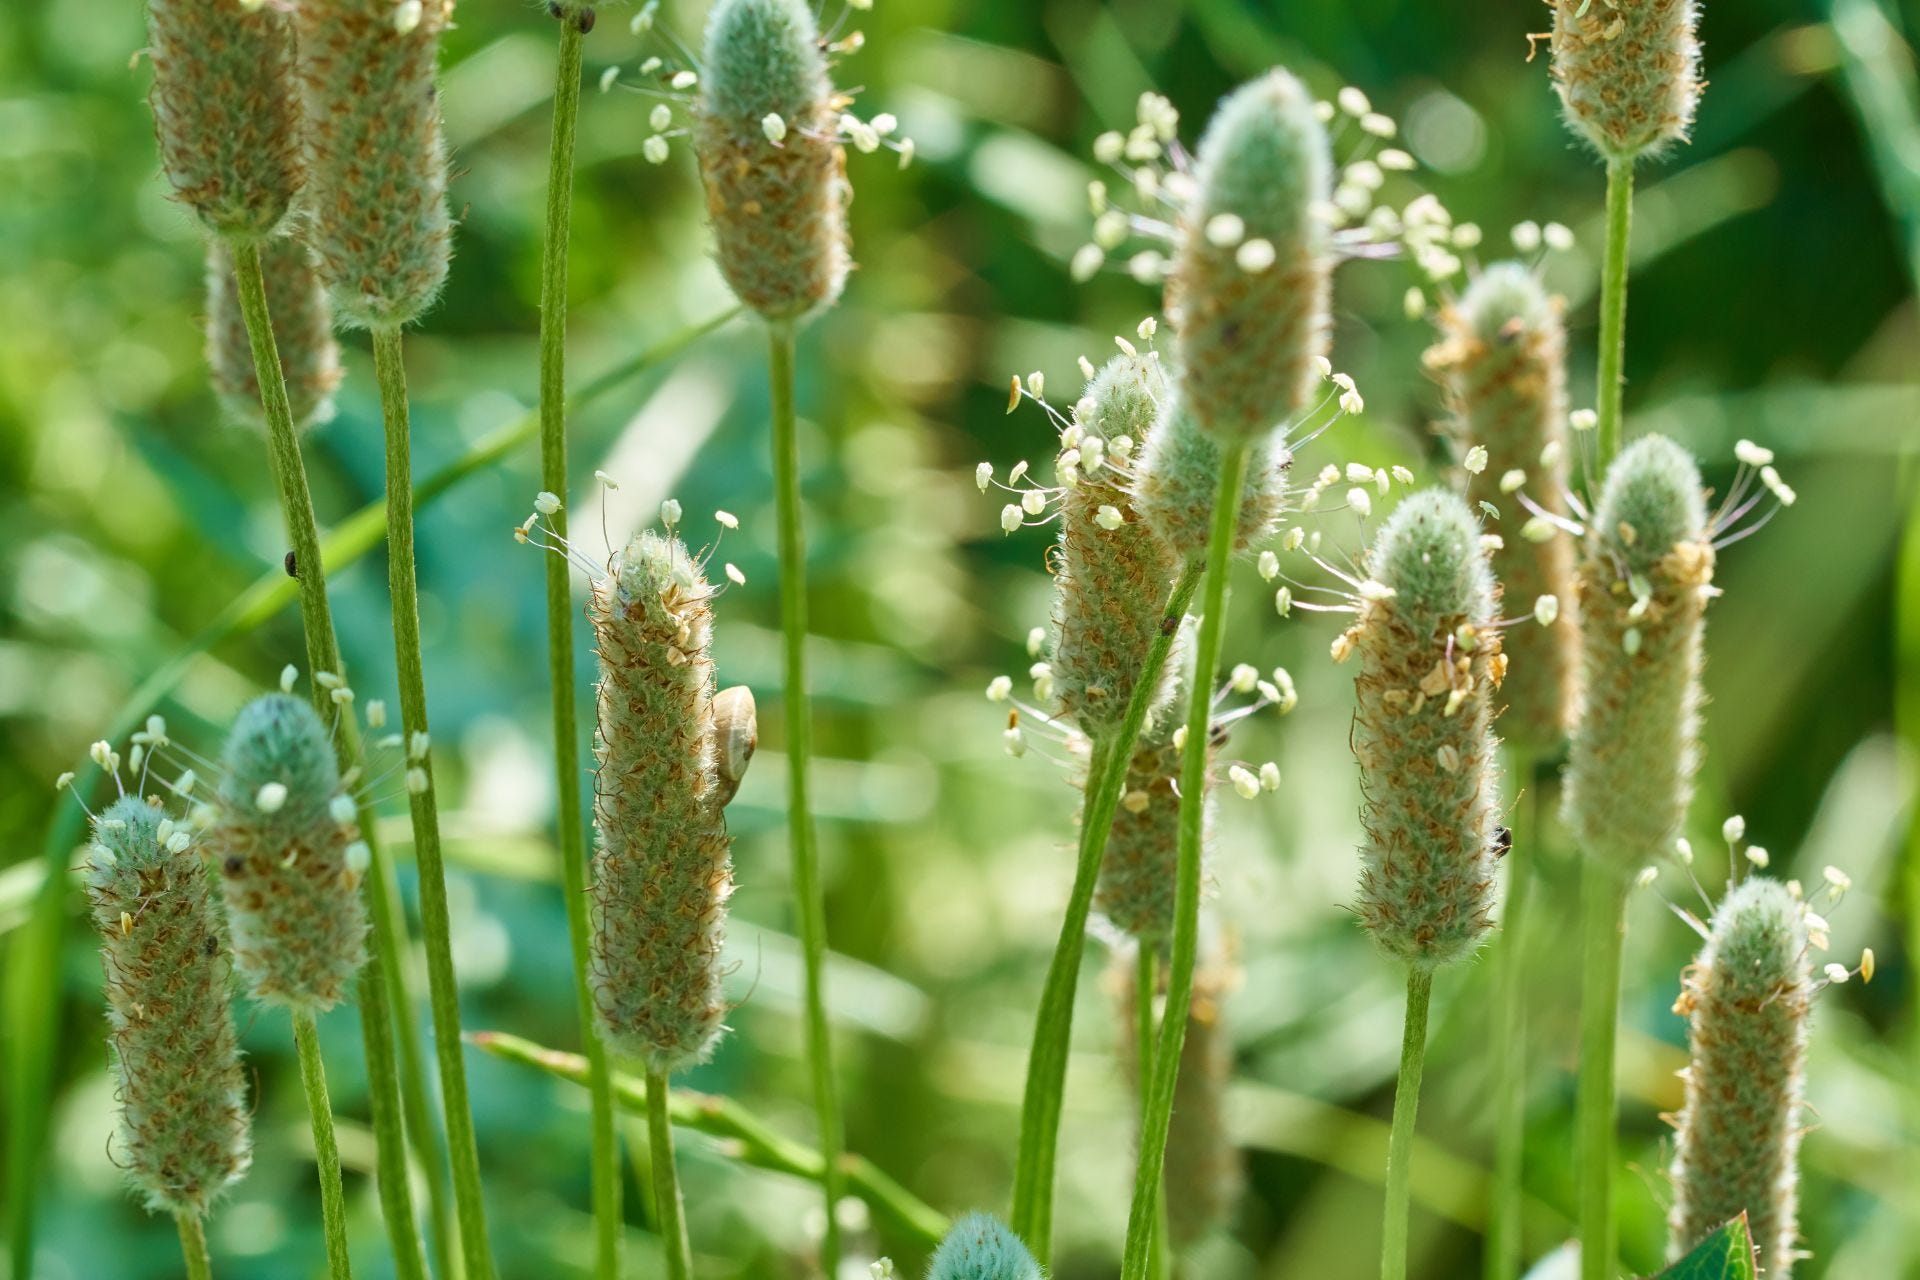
(647, 1067, 693, 1280)
(1380, 969, 1435, 1280)
(1136, 947, 1168, 1280)
(293, 1009, 354, 1280)
(374, 325, 498, 1280)
(230, 237, 432, 1280)
(1119, 443, 1249, 1279)
(1577, 864, 1628, 1280)
(176, 1213, 213, 1280)
(1009, 562, 1204, 1263)
(1594, 157, 1634, 469)
(1485, 752, 1538, 1280)
(768, 318, 844, 1273)
(537, 17, 622, 1280)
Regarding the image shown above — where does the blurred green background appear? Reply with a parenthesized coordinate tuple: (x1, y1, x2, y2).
(3, 0, 1917, 1276)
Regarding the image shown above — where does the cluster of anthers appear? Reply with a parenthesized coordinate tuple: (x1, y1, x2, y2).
(1647, 817, 1875, 992)
(1401, 217, 1581, 322)
(608, 0, 912, 170)
(57, 671, 424, 888)
(515, 481, 750, 598)
(1070, 85, 1487, 290)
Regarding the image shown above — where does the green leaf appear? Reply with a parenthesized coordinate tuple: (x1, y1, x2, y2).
(1649, 1215, 1759, 1280)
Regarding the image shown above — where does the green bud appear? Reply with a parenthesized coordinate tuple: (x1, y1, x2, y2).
(927, 1212, 1044, 1280)
(86, 795, 252, 1216)
(1133, 385, 1292, 563)
(1348, 490, 1503, 969)
(1552, 0, 1702, 161)
(206, 233, 342, 431)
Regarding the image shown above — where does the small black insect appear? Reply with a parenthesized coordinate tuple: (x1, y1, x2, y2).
(1492, 826, 1513, 859)
(576, 5, 595, 32)
(284, 550, 298, 578)
(204, 934, 220, 957)
(547, 0, 562, 16)
(222, 855, 244, 877)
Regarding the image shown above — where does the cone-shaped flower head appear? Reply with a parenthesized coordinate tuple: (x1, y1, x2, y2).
(1049, 355, 1179, 732)
(86, 794, 252, 1216)
(1134, 385, 1292, 563)
(1552, 0, 1702, 161)
(588, 530, 736, 1071)
(206, 234, 342, 430)
(209, 693, 369, 1010)
(927, 1212, 1045, 1280)
(144, 0, 303, 237)
(1667, 877, 1810, 1277)
(294, 0, 454, 328)
(1424, 262, 1577, 752)
(1170, 70, 1332, 443)
(1347, 489, 1503, 968)
(1564, 435, 1712, 870)
(696, 0, 849, 321)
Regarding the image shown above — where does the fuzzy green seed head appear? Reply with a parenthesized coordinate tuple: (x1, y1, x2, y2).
(589, 531, 735, 1072)
(144, 0, 303, 237)
(1563, 435, 1713, 871)
(294, 0, 454, 328)
(209, 693, 368, 1010)
(86, 794, 252, 1216)
(1134, 387, 1292, 562)
(1170, 70, 1332, 442)
(1552, 0, 1702, 161)
(696, 0, 849, 321)
(927, 1212, 1044, 1280)
(206, 234, 343, 431)
(1425, 262, 1578, 752)
(1049, 355, 1180, 732)
(1348, 490, 1503, 969)
(1667, 878, 1809, 1277)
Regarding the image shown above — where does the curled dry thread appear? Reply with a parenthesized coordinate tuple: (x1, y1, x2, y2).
(695, 0, 850, 321)
(85, 794, 252, 1218)
(1551, 0, 1703, 161)
(1563, 435, 1713, 871)
(1666, 877, 1809, 1277)
(293, 0, 454, 328)
(208, 693, 370, 1011)
(586, 530, 737, 1072)
(1343, 489, 1504, 968)
(927, 1212, 1045, 1280)
(206, 234, 342, 431)
(1424, 261, 1578, 753)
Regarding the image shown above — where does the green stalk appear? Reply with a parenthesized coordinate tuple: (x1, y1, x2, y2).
(1576, 862, 1628, 1280)
(177, 1213, 213, 1280)
(293, 1008, 355, 1280)
(1594, 157, 1635, 469)
(1484, 752, 1537, 1280)
(1379, 969, 1435, 1280)
(374, 324, 498, 1280)
(768, 318, 844, 1273)
(229, 237, 433, 1280)
(537, 17, 622, 1280)
(646, 1067, 693, 1280)
(1119, 443, 1249, 1280)
(1135, 947, 1168, 1280)
(1009, 562, 1203, 1263)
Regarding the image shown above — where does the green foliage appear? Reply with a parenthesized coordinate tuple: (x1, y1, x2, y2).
(1651, 1215, 1759, 1280)
(85, 795, 251, 1217)
(1552, 0, 1702, 161)
(928, 1212, 1044, 1280)
(205, 234, 342, 431)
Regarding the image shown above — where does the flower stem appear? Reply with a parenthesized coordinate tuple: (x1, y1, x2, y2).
(1485, 752, 1538, 1280)
(1379, 968, 1435, 1280)
(1120, 443, 1250, 1279)
(1577, 862, 1628, 1280)
(293, 1008, 354, 1280)
(768, 318, 844, 1274)
(229, 236, 433, 1280)
(1009, 561, 1203, 1264)
(1595, 156, 1635, 469)
(374, 324, 498, 1280)
(647, 1067, 693, 1280)
(1136, 946, 1169, 1280)
(176, 1213, 213, 1280)
(537, 18, 623, 1280)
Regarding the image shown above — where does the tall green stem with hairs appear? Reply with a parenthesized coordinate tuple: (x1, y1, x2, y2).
(1578, 862, 1628, 1280)
(1380, 969, 1434, 1280)
(1485, 752, 1538, 1280)
(646, 1067, 694, 1280)
(1009, 562, 1203, 1264)
(374, 324, 498, 1280)
(536, 18, 622, 1280)
(293, 1008, 354, 1280)
(768, 318, 846, 1274)
(1135, 946, 1169, 1280)
(176, 1214, 213, 1280)
(229, 236, 435, 1280)
(1595, 157, 1635, 468)
(1119, 444, 1249, 1279)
